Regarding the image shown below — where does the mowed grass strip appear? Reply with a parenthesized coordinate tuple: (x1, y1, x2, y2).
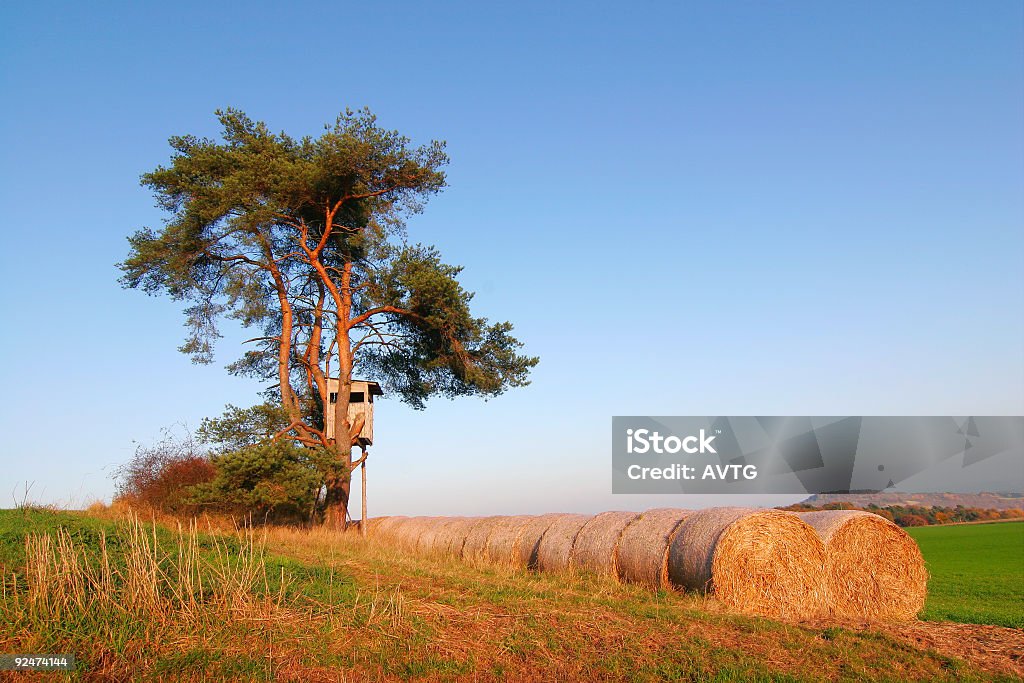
(907, 520, 1024, 629)
(0, 509, 1014, 682)
(261, 524, 1008, 681)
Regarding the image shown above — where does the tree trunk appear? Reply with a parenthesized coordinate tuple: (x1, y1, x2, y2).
(321, 257, 356, 530)
(323, 469, 351, 529)
(360, 454, 367, 538)
(324, 381, 352, 528)
(323, 297, 354, 529)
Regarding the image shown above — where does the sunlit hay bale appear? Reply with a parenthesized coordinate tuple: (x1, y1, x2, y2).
(800, 510, 928, 621)
(397, 516, 431, 551)
(569, 511, 641, 577)
(483, 515, 534, 565)
(616, 508, 693, 590)
(668, 507, 827, 619)
(362, 517, 389, 535)
(410, 517, 441, 552)
(515, 514, 564, 568)
(461, 517, 504, 562)
(535, 514, 593, 573)
(376, 516, 414, 546)
(434, 517, 481, 558)
(390, 517, 433, 551)
(372, 515, 408, 542)
(417, 517, 462, 554)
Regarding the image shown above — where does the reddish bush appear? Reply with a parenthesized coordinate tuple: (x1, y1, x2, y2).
(114, 429, 216, 515)
(895, 514, 929, 527)
(873, 508, 896, 522)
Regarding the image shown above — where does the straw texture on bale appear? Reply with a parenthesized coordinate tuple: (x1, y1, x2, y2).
(432, 517, 480, 558)
(616, 508, 693, 589)
(801, 510, 927, 621)
(417, 518, 461, 554)
(535, 514, 592, 573)
(385, 517, 413, 546)
(362, 517, 389, 535)
(514, 514, 564, 568)
(569, 511, 641, 576)
(391, 517, 437, 551)
(372, 516, 408, 541)
(461, 517, 503, 561)
(483, 516, 534, 565)
(668, 507, 827, 619)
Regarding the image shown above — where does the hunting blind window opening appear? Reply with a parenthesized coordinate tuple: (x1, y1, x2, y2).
(325, 380, 382, 446)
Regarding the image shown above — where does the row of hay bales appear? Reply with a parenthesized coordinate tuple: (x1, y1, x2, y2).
(365, 508, 927, 621)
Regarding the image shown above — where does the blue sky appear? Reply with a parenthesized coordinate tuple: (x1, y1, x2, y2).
(1, 1, 1021, 513)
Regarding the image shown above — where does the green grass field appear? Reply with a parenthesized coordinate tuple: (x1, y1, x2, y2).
(0, 509, 1021, 681)
(906, 520, 1024, 629)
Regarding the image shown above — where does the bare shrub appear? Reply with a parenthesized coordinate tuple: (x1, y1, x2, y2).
(113, 427, 215, 515)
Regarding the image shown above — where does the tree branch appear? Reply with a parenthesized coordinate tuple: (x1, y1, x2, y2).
(347, 305, 423, 330)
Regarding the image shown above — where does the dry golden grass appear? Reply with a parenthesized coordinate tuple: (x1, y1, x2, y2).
(13, 514, 288, 628)
(263, 519, 1023, 681)
(1, 510, 1016, 681)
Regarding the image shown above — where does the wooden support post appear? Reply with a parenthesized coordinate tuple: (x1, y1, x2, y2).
(361, 448, 368, 538)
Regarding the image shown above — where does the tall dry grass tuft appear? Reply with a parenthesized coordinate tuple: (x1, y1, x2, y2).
(121, 517, 161, 614)
(353, 583, 406, 631)
(23, 528, 92, 617)
(9, 512, 287, 634)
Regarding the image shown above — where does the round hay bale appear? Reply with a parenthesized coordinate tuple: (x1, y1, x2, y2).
(461, 517, 503, 561)
(386, 517, 418, 549)
(515, 514, 564, 568)
(483, 516, 534, 564)
(372, 515, 408, 541)
(434, 517, 480, 558)
(668, 507, 827, 619)
(570, 511, 641, 576)
(362, 517, 390, 535)
(535, 514, 592, 573)
(800, 510, 927, 621)
(419, 517, 456, 550)
(416, 517, 458, 554)
(392, 517, 437, 551)
(616, 508, 693, 589)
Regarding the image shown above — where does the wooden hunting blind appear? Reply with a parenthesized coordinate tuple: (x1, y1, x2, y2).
(325, 379, 383, 446)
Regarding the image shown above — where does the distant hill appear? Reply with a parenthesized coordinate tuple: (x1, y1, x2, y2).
(803, 492, 1024, 511)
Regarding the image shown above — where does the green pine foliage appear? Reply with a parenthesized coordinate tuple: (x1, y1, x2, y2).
(119, 107, 536, 406)
(188, 441, 335, 522)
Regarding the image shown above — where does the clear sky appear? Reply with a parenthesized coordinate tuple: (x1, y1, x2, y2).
(1, 1, 1021, 514)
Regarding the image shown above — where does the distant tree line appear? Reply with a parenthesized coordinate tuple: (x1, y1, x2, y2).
(781, 501, 1024, 527)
